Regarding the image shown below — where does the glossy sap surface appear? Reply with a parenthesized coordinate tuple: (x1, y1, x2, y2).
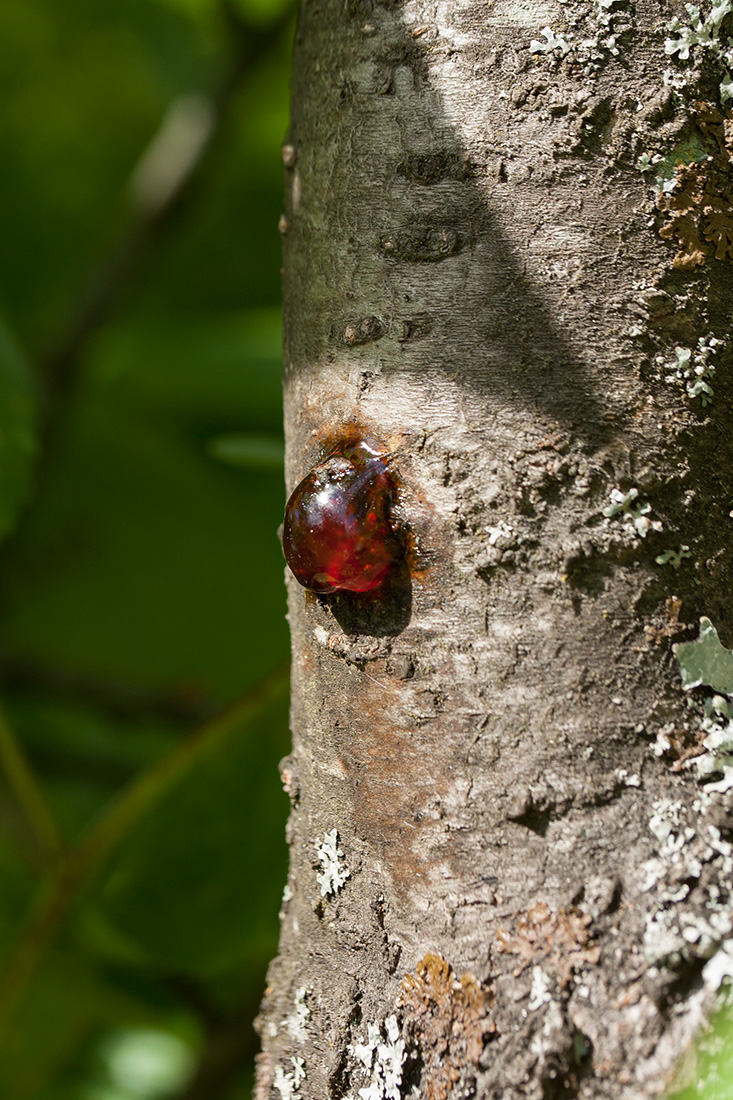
(282, 442, 401, 594)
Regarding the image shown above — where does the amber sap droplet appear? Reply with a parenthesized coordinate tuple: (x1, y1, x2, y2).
(282, 442, 402, 594)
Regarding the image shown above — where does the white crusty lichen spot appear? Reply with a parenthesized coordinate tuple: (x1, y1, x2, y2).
(286, 987, 310, 1042)
(648, 798, 689, 857)
(645, 886, 733, 967)
(530, 26, 572, 56)
(642, 800, 694, 902)
(486, 519, 515, 546)
(703, 939, 733, 990)
(642, 795, 733, 968)
(692, 696, 733, 792)
(528, 966, 552, 1010)
(485, 0, 558, 27)
(614, 768, 641, 787)
(316, 829, 350, 896)
(529, 1001, 566, 1061)
(603, 487, 662, 538)
(347, 1015, 406, 1100)
(273, 1057, 306, 1100)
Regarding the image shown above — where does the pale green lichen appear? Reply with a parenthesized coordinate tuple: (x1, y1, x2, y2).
(656, 546, 693, 569)
(656, 167, 680, 195)
(603, 487, 662, 537)
(637, 151, 659, 172)
(673, 617, 733, 693)
(664, 1, 733, 105)
(529, 0, 631, 71)
(666, 1, 733, 59)
(657, 336, 723, 405)
(673, 620, 733, 793)
(645, 136, 710, 198)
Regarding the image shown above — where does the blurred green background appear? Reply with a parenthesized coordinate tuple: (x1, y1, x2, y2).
(0, 0, 293, 1096)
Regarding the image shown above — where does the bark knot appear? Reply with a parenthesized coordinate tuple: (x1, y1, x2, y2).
(378, 226, 464, 263)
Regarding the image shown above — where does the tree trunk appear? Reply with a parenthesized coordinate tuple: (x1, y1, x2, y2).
(257, 1, 733, 1097)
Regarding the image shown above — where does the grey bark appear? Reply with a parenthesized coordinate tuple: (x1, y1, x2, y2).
(257, 1, 733, 1097)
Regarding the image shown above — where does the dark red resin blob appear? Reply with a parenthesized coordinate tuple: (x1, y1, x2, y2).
(282, 441, 402, 594)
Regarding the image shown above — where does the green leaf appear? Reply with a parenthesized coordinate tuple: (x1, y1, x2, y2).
(0, 320, 36, 543)
(208, 432, 283, 469)
(673, 617, 733, 694)
(667, 998, 733, 1098)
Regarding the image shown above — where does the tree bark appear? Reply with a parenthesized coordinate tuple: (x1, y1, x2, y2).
(257, 1, 733, 1097)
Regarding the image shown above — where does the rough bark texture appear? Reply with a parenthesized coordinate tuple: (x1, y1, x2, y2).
(257, 1, 733, 1097)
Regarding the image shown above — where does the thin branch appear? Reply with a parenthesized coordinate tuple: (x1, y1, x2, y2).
(0, 652, 215, 726)
(0, 705, 63, 866)
(0, 664, 289, 1048)
(37, 2, 295, 449)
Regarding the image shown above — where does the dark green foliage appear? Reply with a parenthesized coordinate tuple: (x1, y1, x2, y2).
(97, 696, 290, 976)
(0, 322, 36, 543)
(0, 0, 293, 1096)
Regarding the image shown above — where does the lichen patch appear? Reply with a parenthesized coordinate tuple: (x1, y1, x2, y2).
(496, 901, 600, 988)
(657, 101, 733, 270)
(398, 952, 495, 1100)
